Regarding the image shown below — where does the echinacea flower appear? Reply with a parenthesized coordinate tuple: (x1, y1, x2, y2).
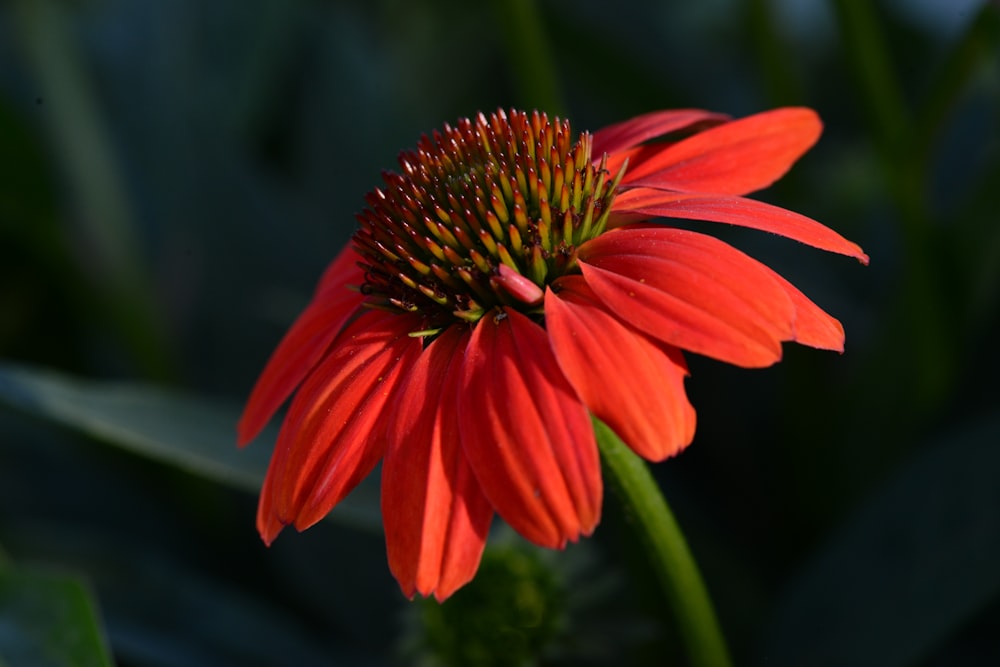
(238, 107, 867, 601)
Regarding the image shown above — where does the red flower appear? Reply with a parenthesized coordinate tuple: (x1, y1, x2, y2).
(239, 108, 867, 600)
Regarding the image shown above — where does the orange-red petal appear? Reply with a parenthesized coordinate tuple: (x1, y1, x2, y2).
(546, 277, 696, 461)
(578, 227, 795, 367)
(315, 243, 364, 294)
(592, 109, 730, 173)
(257, 310, 423, 543)
(256, 463, 285, 545)
(382, 326, 494, 601)
(238, 244, 366, 445)
(611, 189, 869, 264)
(760, 264, 847, 352)
(458, 308, 602, 548)
(619, 107, 822, 195)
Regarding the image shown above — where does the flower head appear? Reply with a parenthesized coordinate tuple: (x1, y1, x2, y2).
(239, 107, 867, 600)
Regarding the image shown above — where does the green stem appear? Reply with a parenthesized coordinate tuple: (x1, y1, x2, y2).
(915, 2, 1000, 166)
(594, 418, 732, 667)
(490, 0, 566, 116)
(830, 0, 911, 158)
(13, 0, 174, 381)
(746, 0, 804, 106)
(831, 0, 957, 409)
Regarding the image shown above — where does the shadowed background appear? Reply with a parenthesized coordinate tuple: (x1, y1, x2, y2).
(1, 0, 998, 665)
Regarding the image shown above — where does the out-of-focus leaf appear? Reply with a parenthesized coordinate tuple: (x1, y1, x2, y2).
(3, 525, 391, 667)
(0, 562, 114, 667)
(0, 98, 54, 237)
(915, 2, 1000, 162)
(11, 0, 171, 380)
(0, 362, 381, 533)
(763, 414, 1000, 666)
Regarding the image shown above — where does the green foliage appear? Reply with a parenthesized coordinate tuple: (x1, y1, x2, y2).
(411, 543, 568, 667)
(0, 362, 382, 532)
(0, 562, 114, 667)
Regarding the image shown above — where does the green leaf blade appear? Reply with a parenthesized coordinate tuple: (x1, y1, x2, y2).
(0, 564, 115, 667)
(0, 362, 381, 533)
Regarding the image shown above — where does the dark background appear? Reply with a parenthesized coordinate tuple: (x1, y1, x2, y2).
(1, 0, 998, 665)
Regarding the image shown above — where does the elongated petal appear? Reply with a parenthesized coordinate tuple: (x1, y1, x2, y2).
(257, 311, 423, 543)
(458, 308, 601, 548)
(316, 243, 364, 294)
(238, 244, 366, 445)
(620, 107, 822, 195)
(256, 465, 284, 544)
(592, 109, 729, 162)
(578, 227, 795, 367)
(383, 326, 494, 601)
(546, 278, 695, 461)
(612, 189, 869, 264)
(760, 265, 846, 352)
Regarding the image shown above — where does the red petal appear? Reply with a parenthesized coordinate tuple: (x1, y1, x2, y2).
(612, 189, 870, 264)
(761, 265, 846, 352)
(382, 326, 494, 601)
(316, 243, 364, 294)
(619, 107, 823, 195)
(591, 109, 730, 162)
(546, 277, 696, 462)
(238, 244, 366, 445)
(578, 227, 795, 367)
(494, 263, 544, 305)
(458, 308, 602, 548)
(256, 464, 285, 545)
(258, 310, 423, 540)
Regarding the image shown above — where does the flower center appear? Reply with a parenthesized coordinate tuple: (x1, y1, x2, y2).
(353, 109, 625, 328)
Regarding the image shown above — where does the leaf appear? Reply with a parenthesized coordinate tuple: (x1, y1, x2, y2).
(0, 563, 114, 667)
(81, 536, 369, 667)
(1, 526, 390, 667)
(914, 2, 1000, 162)
(762, 413, 1000, 666)
(0, 362, 381, 533)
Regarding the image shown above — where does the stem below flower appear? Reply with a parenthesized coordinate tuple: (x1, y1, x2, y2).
(594, 418, 732, 667)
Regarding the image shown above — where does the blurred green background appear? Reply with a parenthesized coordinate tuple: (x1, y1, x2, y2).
(1, 0, 998, 665)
